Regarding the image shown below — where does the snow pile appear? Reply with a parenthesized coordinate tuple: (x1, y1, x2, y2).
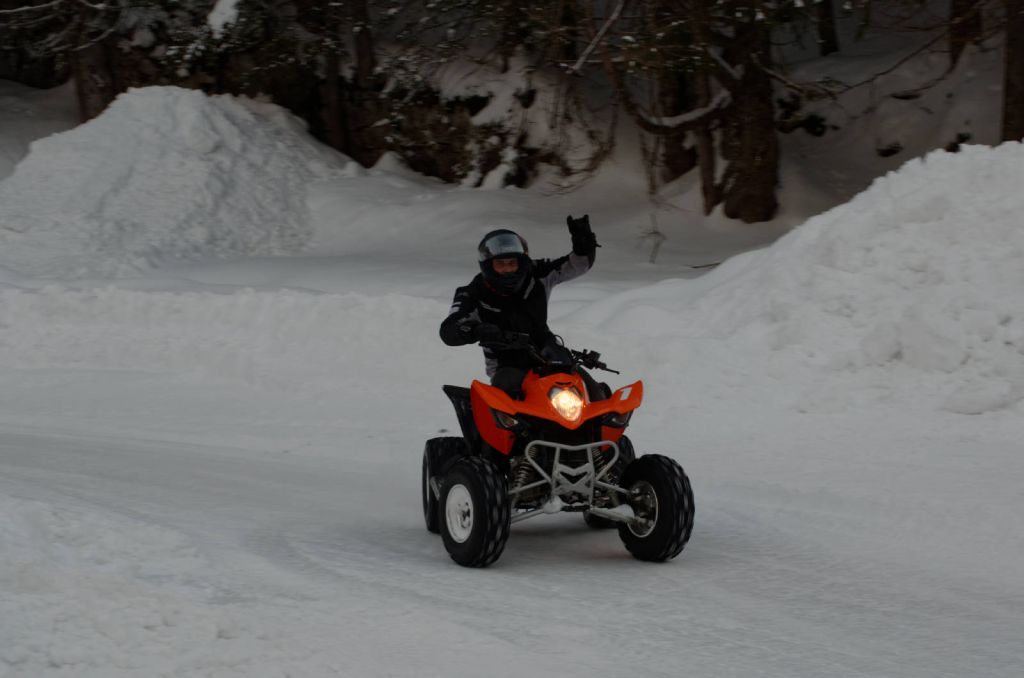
(575, 143, 1024, 414)
(0, 86, 345, 278)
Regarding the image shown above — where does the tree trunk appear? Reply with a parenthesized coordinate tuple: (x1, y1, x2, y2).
(71, 41, 117, 121)
(658, 70, 698, 182)
(1004, 0, 1024, 141)
(950, 0, 983, 67)
(338, 0, 383, 166)
(694, 68, 718, 215)
(323, 50, 345, 150)
(350, 0, 376, 90)
(721, 25, 779, 223)
(856, 0, 875, 41)
(817, 0, 839, 56)
(557, 0, 581, 62)
(689, 0, 719, 215)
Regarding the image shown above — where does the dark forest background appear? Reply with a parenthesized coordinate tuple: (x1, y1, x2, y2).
(2, 1, 1022, 223)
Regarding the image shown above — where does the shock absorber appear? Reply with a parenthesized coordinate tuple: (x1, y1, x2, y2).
(511, 448, 539, 495)
(592, 447, 619, 509)
(594, 446, 615, 479)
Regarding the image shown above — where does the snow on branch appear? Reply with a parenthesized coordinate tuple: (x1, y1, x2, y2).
(72, 0, 111, 10)
(0, 0, 115, 11)
(70, 20, 120, 51)
(0, 1, 63, 14)
(638, 88, 732, 129)
(4, 0, 128, 53)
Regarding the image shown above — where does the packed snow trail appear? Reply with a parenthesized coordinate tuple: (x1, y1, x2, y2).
(2, 364, 1022, 677)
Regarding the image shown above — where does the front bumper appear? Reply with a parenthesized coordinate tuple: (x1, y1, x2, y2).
(508, 439, 631, 525)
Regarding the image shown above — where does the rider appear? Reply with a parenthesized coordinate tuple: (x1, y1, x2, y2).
(439, 215, 602, 400)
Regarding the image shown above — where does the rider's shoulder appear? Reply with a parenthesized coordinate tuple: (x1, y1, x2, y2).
(455, 275, 486, 298)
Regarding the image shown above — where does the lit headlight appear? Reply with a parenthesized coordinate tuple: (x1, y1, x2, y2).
(549, 387, 583, 422)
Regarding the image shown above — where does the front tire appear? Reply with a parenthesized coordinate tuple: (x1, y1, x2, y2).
(439, 456, 511, 567)
(617, 454, 694, 562)
(422, 437, 466, 533)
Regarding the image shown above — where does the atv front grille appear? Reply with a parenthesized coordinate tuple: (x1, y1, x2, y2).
(507, 440, 625, 522)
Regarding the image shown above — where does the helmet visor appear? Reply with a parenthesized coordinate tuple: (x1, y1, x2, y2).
(478, 232, 527, 261)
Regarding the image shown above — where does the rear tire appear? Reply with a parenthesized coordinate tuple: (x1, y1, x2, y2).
(422, 437, 466, 534)
(617, 454, 694, 562)
(439, 456, 511, 567)
(584, 436, 636, 529)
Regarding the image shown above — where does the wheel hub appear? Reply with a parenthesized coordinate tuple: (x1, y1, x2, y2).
(445, 484, 474, 543)
(627, 480, 658, 537)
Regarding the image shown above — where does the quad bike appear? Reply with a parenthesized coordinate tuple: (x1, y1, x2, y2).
(422, 333, 694, 567)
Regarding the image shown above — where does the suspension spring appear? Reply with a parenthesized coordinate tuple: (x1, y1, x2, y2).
(594, 447, 614, 478)
(511, 448, 539, 492)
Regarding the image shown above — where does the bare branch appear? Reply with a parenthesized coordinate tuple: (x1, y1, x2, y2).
(831, 31, 949, 95)
(566, 0, 626, 76)
(756, 59, 837, 101)
(70, 20, 118, 51)
(704, 46, 741, 88)
(37, 22, 76, 53)
(73, 0, 110, 10)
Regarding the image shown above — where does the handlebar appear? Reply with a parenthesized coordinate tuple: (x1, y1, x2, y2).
(480, 331, 619, 374)
(478, 331, 533, 352)
(571, 348, 619, 374)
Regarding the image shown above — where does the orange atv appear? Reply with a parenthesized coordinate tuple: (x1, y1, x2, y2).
(422, 333, 694, 567)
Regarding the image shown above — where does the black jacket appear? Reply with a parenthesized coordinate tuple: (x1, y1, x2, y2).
(440, 251, 593, 376)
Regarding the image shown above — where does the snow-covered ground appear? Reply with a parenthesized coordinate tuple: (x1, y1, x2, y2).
(1, 80, 1023, 677)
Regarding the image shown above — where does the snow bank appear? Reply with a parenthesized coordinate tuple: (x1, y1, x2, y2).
(574, 143, 1024, 413)
(0, 86, 345, 278)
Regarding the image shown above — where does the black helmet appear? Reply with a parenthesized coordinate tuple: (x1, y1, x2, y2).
(478, 229, 532, 294)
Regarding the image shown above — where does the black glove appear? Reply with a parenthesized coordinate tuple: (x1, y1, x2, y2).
(567, 214, 599, 256)
(474, 323, 505, 345)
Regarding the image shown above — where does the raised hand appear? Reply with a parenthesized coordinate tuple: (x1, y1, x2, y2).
(566, 214, 599, 255)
